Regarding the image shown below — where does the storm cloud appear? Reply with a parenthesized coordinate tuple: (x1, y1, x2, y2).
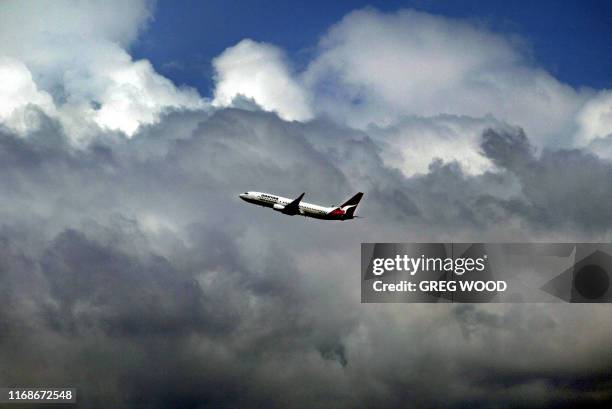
(0, 107, 611, 408)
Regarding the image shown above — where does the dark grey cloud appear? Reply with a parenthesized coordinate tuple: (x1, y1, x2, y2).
(481, 127, 612, 231)
(0, 109, 611, 408)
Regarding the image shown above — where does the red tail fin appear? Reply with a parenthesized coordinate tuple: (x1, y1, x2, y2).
(340, 192, 363, 219)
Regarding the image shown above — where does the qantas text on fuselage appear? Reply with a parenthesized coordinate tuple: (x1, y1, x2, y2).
(239, 191, 363, 220)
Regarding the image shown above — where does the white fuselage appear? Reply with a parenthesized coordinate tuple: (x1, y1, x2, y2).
(239, 191, 350, 220)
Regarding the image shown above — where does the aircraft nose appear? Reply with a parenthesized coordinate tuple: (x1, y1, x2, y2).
(239, 193, 248, 200)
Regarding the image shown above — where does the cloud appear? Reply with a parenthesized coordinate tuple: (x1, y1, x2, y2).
(481, 127, 612, 231)
(1, 109, 612, 408)
(304, 8, 588, 144)
(366, 114, 510, 176)
(577, 91, 612, 146)
(208, 8, 610, 177)
(89, 54, 204, 136)
(0, 0, 153, 49)
(212, 39, 313, 121)
(0, 0, 205, 138)
(0, 57, 56, 132)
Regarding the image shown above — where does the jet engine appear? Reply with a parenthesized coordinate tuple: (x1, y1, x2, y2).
(273, 204, 285, 211)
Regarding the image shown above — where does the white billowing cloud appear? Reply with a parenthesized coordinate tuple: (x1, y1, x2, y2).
(208, 8, 607, 176)
(1, 0, 608, 177)
(0, 0, 205, 138)
(0, 57, 55, 132)
(304, 9, 588, 144)
(576, 91, 612, 146)
(90, 50, 204, 136)
(212, 39, 313, 121)
(0, 0, 152, 50)
(369, 115, 509, 176)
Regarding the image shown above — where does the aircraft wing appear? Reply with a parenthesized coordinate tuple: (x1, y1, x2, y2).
(283, 192, 305, 215)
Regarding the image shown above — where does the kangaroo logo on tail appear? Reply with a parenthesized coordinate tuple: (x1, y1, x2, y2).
(338, 192, 364, 219)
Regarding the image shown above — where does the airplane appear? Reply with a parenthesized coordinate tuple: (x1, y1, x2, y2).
(239, 191, 363, 220)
